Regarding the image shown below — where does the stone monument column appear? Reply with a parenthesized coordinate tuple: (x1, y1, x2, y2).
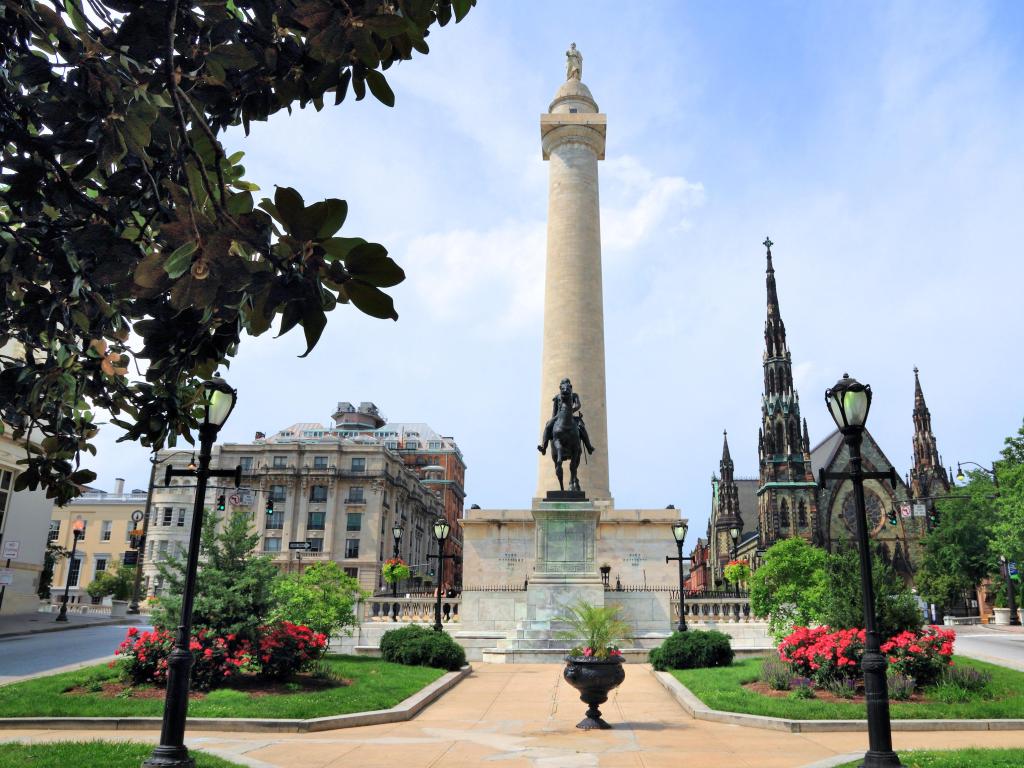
(536, 50, 611, 502)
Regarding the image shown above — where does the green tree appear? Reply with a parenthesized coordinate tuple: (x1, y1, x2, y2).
(85, 564, 135, 601)
(750, 538, 828, 640)
(36, 541, 68, 600)
(918, 473, 998, 611)
(0, 1, 476, 503)
(992, 420, 1024, 568)
(152, 508, 279, 643)
(821, 545, 923, 639)
(271, 561, 364, 640)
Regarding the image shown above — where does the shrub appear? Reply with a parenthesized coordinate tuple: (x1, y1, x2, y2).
(790, 677, 815, 699)
(941, 665, 991, 693)
(379, 625, 466, 671)
(648, 630, 734, 671)
(86, 565, 135, 602)
(759, 656, 793, 691)
(825, 677, 858, 699)
(188, 631, 255, 690)
(880, 626, 954, 686)
(257, 622, 328, 680)
(555, 602, 632, 660)
(271, 562, 363, 641)
(932, 681, 972, 704)
(778, 626, 864, 683)
(887, 671, 915, 701)
(115, 627, 174, 686)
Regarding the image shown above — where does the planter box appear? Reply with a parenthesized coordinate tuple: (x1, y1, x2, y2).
(110, 600, 129, 619)
(993, 607, 1011, 625)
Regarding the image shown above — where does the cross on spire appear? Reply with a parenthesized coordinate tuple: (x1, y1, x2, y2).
(763, 236, 773, 251)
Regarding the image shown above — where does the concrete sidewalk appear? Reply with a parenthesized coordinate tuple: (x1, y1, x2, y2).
(3, 664, 1024, 767)
(0, 610, 143, 639)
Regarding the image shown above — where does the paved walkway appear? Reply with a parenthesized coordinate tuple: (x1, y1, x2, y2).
(4, 664, 1024, 767)
(0, 610, 143, 639)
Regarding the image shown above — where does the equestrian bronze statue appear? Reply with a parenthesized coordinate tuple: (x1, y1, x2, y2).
(538, 378, 595, 493)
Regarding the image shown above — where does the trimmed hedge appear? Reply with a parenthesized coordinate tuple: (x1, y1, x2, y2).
(380, 625, 466, 671)
(648, 629, 734, 671)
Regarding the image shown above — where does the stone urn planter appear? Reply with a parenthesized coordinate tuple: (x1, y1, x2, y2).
(993, 607, 1011, 625)
(109, 599, 129, 618)
(562, 656, 625, 730)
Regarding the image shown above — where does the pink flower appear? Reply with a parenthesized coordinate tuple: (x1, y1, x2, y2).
(583, 647, 593, 657)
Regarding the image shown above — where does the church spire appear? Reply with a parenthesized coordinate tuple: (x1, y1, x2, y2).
(909, 366, 949, 499)
(763, 237, 786, 357)
(720, 430, 734, 483)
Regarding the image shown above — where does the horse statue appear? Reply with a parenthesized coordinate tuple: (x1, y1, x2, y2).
(538, 378, 595, 493)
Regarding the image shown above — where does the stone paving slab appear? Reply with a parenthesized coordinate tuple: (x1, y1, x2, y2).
(3, 664, 1024, 767)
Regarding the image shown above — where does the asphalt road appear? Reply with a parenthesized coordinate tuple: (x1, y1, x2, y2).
(954, 629, 1024, 670)
(0, 624, 148, 683)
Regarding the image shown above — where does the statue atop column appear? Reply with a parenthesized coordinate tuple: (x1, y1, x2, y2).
(538, 378, 595, 493)
(566, 43, 582, 81)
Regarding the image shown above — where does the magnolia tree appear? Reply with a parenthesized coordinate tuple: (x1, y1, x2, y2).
(0, 1, 475, 503)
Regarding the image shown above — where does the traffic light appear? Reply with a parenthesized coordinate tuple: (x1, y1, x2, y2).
(216, 494, 226, 512)
(928, 509, 939, 528)
(886, 507, 898, 527)
(265, 498, 274, 516)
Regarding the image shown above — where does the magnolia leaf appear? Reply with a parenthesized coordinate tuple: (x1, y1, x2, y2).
(298, 306, 328, 357)
(164, 242, 198, 279)
(322, 236, 365, 261)
(274, 186, 305, 232)
(364, 70, 395, 107)
(343, 280, 398, 320)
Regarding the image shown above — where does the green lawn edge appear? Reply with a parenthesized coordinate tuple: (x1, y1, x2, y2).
(0, 741, 242, 767)
(672, 656, 1024, 720)
(834, 748, 1024, 767)
(0, 655, 446, 720)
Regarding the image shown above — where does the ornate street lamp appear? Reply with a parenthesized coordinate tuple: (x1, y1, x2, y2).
(145, 376, 241, 768)
(55, 518, 86, 622)
(729, 526, 741, 597)
(666, 519, 689, 632)
(427, 518, 456, 632)
(391, 523, 404, 599)
(820, 374, 903, 768)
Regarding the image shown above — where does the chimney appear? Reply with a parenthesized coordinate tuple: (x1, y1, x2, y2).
(114, 478, 125, 495)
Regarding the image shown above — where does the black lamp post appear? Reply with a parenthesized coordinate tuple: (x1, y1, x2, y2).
(729, 526, 741, 597)
(391, 523, 404, 599)
(427, 518, 457, 632)
(55, 518, 85, 622)
(144, 376, 240, 768)
(129, 451, 196, 615)
(819, 374, 903, 768)
(955, 462, 1017, 625)
(666, 520, 689, 632)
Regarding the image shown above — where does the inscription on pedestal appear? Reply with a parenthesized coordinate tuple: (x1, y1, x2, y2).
(533, 505, 599, 575)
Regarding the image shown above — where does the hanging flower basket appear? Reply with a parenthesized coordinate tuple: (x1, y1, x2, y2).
(723, 559, 750, 584)
(382, 558, 411, 584)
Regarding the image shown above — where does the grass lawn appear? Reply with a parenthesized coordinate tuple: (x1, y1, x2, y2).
(0, 655, 445, 719)
(672, 656, 1024, 720)
(0, 741, 241, 767)
(835, 749, 1024, 767)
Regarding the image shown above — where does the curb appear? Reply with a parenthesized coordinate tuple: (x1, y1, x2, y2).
(0, 664, 472, 733)
(0, 617, 144, 640)
(652, 669, 1024, 733)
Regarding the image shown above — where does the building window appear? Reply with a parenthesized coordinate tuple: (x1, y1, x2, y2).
(343, 567, 358, 580)
(350, 457, 365, 472)
(177, 508, 186, 527)
(309, 485, 328, 503)
(779, 501, 790, 528)
(264, 537, 281, 552)
(266, 510, 284, 530)
(345, 539, 360, 558)
(428, 441, 442, 450)
(385, 441, 398, 450)
(308, 538, 324, 552)
(313, 456, 328, 469)
(270, 484, 286, 502)
(405, 440, 420, 450)
(347, 486, 364, 503)
(235, 456, 251, 471)
(48, 520, 61, 543)
(100, 520, 112, 541)
(798, 501, 808, 527)
(68, 558, 82, 587)
(346, 512, 362, 532)
(307, 511, 326, 530)
(162, 507, 173, 526)
(95, 558, 107, 575)
(272, 456, 287, 468)
(157, 540, 169, 560)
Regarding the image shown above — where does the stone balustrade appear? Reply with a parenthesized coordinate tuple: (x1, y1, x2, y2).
(361, 595, 461, 624)
(672, 594, 753, 623)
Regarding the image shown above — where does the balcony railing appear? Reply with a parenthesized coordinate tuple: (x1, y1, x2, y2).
(361, 596, 460, 624)
(670, 595, 754, 624)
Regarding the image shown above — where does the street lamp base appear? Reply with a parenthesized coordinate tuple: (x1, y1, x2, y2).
(859, 749, 903, 767)
(143, 745, 195, 768)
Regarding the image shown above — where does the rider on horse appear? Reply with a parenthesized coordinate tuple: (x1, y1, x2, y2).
(537, 378, 596, 456)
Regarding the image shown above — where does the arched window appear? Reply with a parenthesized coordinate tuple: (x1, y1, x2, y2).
(789, 420, 800, 454)
(769, 369, 776, 394)
(798, 501, 808, 527)
(779, 500, 790, 528)
(775, 422, 785, 455)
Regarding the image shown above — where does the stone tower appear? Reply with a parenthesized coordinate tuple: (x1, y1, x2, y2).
(535, 48, 611, 502)
(756, 238, 819, 547)
(714, 431, 743, 575)
(908, 367, 951, 509)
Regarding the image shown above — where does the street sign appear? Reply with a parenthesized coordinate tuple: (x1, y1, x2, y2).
(122, 551, 139, 566)
(899, 504, 912, 518)
(131, 510, 144, 523)
(1, 541, 20, 560)
(288, 541, 311, 550)
(229, 493, 241, 506)
(912, 503, 927, 518)
(0, 570, 13, 586)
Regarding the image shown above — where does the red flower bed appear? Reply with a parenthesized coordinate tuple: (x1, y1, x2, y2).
(258, 621, 328, 680)
(779, 625, 955, 687)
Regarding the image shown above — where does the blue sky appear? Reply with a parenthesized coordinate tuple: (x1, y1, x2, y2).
(90, 1, 1024, 543)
